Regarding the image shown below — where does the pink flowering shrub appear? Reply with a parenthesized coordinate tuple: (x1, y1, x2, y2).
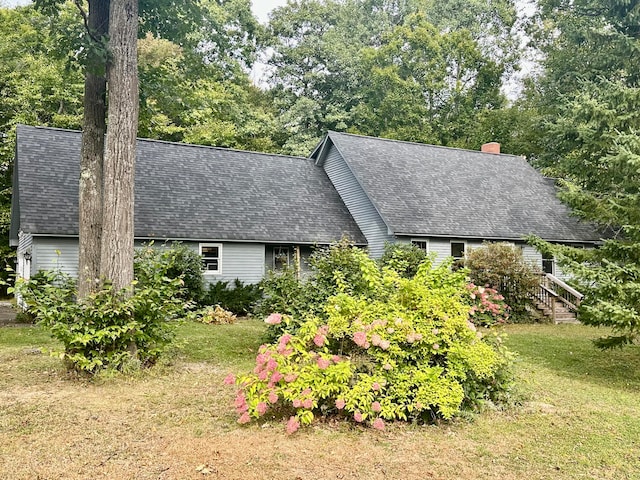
(466, 283, 510, 327)
(227, 249, 515, 434)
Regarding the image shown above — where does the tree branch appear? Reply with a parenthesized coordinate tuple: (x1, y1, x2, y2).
(74, 0, 101, 44)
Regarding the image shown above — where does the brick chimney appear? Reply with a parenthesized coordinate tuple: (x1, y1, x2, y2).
(481, 142, 500, 154)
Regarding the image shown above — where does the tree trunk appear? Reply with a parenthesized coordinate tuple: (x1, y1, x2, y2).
(78, 0, 110, 300)
(100, 0, 139, 292)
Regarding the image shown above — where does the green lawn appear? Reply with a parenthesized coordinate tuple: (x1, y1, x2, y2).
(1, 319, 639, 479)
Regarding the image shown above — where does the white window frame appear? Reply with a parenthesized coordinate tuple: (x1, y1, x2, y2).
(411, 239, 429, 252)
(450, 240, 467, 260)
(200, 243, 222, 275)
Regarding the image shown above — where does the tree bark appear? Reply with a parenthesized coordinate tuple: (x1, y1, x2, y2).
(100, 0, 139, 292)
(78, 0, 110, 300)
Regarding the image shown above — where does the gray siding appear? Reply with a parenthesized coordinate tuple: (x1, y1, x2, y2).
(521, 245, 543, 269)
(28, 238, 266, 285)
(322, 145, 392, 257)
(203, 242, 265, 285)
(32, 237, 79, 277)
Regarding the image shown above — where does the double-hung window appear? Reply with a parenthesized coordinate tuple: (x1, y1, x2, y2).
(411, 239, 429, 252)
(450, 241, 466, 260)
(200, 243, 222, 274)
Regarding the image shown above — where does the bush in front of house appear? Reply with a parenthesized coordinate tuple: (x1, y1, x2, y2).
(202, 279, 262, 315)
(255, 240, 378, 341)
(378, 242, 430, 278)
(135, 242, 205, 303)
(15, 245, 186, 374)
(464, 242, 541, 322)
(228, 245, 516, 433)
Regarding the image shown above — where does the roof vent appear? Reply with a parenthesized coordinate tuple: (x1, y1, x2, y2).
(481, 142, 500, 154)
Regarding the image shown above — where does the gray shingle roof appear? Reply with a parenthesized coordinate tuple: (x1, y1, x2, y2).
(321, 131, 601, 242)
(12, 125, 365, 244)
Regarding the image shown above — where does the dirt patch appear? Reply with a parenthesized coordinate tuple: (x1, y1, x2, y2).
(0, 301, 19, 326)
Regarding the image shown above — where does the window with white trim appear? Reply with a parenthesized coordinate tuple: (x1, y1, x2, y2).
(411, 239, 429, 252)
(450, 241, 466, 260)
(200, 243, 222, 274)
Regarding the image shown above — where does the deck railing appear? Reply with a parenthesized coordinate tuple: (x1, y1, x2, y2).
(536, 273, 584, 322)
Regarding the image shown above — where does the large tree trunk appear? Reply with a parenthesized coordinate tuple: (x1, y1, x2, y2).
(78, 0, 110, 300)
(100, 0, 139, 292)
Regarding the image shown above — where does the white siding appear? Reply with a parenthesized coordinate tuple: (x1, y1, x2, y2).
(322, 145, 392, 257)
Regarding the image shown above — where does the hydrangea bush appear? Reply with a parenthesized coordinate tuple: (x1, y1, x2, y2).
(228, 246, 514, 433)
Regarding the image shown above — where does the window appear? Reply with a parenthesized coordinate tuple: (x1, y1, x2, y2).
(542, 252, 554, 275)
(273, 246, 290, 270)
(200, 243, 222, 274)
(450, 241, 466, 260)
(411, 239, 429, 252)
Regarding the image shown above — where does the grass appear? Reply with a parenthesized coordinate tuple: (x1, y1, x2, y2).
(1, 319, 639, 479)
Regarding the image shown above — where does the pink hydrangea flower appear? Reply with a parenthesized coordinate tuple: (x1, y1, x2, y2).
(383, 363, 392, 371)
(371, 401, 382, 412)
(268, 392, 279, 404)
(302, 398, 313, 409)
(379, 339, 390, 350)
(317, 357, 330, 370)
(313, 334, 326, 347)
(332, 355, 342, 363)
(335, 398, 346, 410)
(372, 382, 381, 392)
(432, 343, 440, 350)
(266, 358, 278, 371)
(238, 412, 251, 424)
(302, 388, 312, 396)
(256, 402, 268, 416)
(279, 333, 292, 345)
(371, 334, 382, 346)
(293, 399, 302, 408)
(286, 416, 300, 434)
(234, 392, 246, 409)
(354, 411, 363, 423)
(372, 418, 385, 430)
(258, 370, 268, 381)
(265, 313, 282, 325)
(432, 328, 439, 335)
(353, 331, 367, 347)
(223, 373, 236, 385)
(284, 373, 298, 383)
(270, 371, 283, 384)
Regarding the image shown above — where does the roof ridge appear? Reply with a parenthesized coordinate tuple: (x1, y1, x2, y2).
(18, 124, 308, 161)
(326, 130, 523, 159)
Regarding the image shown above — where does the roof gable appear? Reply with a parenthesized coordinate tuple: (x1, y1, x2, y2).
(13, 125, 366, 244)
(315, 131, 601, 243)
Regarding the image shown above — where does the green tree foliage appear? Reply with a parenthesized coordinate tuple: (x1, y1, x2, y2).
(265, 0, 519, 153)
(520, 0, 640, 347)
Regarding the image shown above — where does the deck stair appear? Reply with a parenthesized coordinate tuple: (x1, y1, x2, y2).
(535, 273, 583, 324)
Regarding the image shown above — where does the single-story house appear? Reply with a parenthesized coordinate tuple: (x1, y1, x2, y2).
(311, 131, 602, 274)
(10, 125, 602, 284)
(10, 125, 366, 284)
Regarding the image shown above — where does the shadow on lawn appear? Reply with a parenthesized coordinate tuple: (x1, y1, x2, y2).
(504, 324, 640, 392)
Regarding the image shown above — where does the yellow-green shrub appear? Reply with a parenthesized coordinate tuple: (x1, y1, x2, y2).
(228, 255, 515, 433)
